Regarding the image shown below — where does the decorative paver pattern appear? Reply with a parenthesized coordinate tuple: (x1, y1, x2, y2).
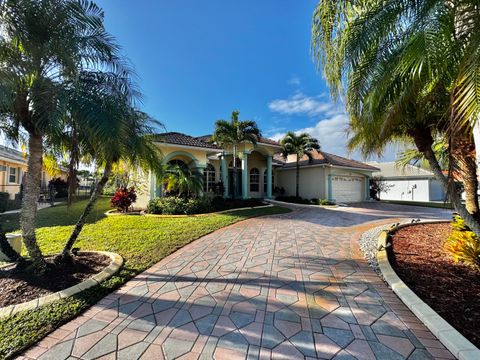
(20, 204, 455, 360)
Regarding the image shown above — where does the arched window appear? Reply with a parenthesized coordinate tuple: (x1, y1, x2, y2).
(264, 169, 274, 192)
(203, 164, 216, 192)
(250, 168, 260, 192)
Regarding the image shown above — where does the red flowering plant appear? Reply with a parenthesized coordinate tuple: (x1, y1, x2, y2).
(110, 187, 137, 213)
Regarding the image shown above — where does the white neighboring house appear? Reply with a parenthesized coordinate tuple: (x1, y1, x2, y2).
(368, 161, 446, 202)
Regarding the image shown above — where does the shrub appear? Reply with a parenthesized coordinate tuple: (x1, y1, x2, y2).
(111, 187, 137, 212)
(147, 196, 266, 215)
(48, 177, 68, 198)
(444, 214, 480, 271)
(317, 199, 335, 206)
(0, 192, 9, 213)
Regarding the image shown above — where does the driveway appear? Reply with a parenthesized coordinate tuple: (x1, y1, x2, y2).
(22, 203, 454, 360)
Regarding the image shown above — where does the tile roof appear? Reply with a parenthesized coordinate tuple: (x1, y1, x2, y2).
(274, 150, 379, 171)
(195, 135, 280, 147)
(154, 132, 220, 150)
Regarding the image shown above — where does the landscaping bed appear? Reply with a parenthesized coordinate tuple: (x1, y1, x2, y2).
(0, 253, 110, 308)
(275, 196, 335, 206)
(389, 222, 480, 348)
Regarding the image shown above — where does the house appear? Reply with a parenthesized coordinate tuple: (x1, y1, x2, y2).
(137, 132, 379, 207)
(0, 145, 68, 199)
(368, 161, 446, 202)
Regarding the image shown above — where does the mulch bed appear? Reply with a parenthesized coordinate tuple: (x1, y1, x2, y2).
(0, 253, 110, 308)
(389, 222, 480, 348)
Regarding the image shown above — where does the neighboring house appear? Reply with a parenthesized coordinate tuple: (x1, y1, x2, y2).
(0, 145, 68, 199)
(368, 161, 446, 202)
(137, 132, 378, 207)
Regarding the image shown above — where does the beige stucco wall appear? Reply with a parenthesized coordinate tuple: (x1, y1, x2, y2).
(0, 160, 27, 199)
(155, 143, 214, 168)
(276, 166, 327, 199)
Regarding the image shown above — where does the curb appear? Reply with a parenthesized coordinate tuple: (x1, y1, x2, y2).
(377, 221, 480, 360)
(133, 204, 274, 218)
(0, 251, 123, 319)
(266, 199, 338, 209)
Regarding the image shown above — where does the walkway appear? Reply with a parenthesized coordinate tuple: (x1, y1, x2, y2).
(21, 203, 455, 360)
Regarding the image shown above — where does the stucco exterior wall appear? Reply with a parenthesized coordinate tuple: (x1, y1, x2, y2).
(0, 160, 27, 199)
(276, 166, 327, 199)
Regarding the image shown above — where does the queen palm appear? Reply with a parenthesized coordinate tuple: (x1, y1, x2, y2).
(311, 0, 480, 234)
(212, 111, 261, 199)
(280, 132, 320, 198)
(0, 0, 133, 272)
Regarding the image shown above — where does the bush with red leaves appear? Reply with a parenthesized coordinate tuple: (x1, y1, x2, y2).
(110, 187, 137, 212)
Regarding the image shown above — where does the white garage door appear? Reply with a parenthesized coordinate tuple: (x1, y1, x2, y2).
(332, 175, 364, 203)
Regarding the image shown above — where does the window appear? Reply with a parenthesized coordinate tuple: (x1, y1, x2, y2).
(250, 168, 260, 192)
(263, 170, 274, 192)
(203, 164, 216, 192)
(8, 167, 18, 184)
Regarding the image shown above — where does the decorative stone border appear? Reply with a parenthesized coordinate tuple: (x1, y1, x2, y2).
(267, 199, 338, 208)
(106, 203, 274, 218)
(377, 221, 480, 360)
(0, 251, 123, 319)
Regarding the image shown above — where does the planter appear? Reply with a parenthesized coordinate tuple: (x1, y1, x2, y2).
(0, 251, 123, 318)
(0, 234, 22, 262)
(377, 221, 480, 360)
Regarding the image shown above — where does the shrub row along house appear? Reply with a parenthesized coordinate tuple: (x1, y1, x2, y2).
(137, 132, 379, 207)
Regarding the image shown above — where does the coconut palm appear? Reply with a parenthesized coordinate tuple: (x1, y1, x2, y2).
(212, 111, 261, 199)
(0, 0, 130, 272)
(280, 132, 320, 198)
(311, 0, 480, 234)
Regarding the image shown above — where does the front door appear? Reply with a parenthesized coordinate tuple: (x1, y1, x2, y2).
(228, 169, 242, 198)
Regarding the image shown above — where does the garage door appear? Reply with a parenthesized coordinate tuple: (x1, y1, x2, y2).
(331, 175, 364, 203)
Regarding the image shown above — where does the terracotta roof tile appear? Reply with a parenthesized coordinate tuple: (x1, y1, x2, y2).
(274, 150, 378, 171)
(196, 134, 280, 147)
(154, 132, 220, 149)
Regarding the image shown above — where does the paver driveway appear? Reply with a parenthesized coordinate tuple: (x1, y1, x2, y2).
(22, 203, 455, 360)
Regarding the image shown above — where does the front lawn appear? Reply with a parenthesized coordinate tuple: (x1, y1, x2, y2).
(0, 198, 290, 359)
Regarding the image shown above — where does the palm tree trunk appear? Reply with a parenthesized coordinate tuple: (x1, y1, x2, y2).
(60, 161, 112, 259)
(20, 133, 48, 273)
(295, 157, 300, 198)
(412, 130, 480, 237)
(67, 128, 79, 207)
(450, 129, 479, 217)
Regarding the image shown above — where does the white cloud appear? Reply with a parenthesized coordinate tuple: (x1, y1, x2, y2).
(268, 92, 339, 117)
(287, 76, 301, 86)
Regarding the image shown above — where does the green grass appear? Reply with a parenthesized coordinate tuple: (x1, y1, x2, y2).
(0, 198, 291, 359)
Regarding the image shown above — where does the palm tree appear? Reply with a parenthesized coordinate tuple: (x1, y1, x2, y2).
(0, 0, 127, 272)
(280, 132, 320, 198)
(58, 74, 162, 260)
(311, 0, 480, 235)
(212, 111, 261, 199)
(164, 164, 203, 198)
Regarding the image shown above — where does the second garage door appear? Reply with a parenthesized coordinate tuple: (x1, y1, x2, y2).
(331, 175, 364, 203)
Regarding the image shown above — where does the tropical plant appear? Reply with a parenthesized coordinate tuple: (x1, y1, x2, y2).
(311, 0, 480, 235)
(445, 215, 480, 271)
(396, 139, 449, 171)
(370, 176, 394, 201)
(111, 187, 137, 213)
(163, 163, 203, 198)
(280, 132, 320, 198)
(0, 0, 131, 272)
(212, 111, 261, 199)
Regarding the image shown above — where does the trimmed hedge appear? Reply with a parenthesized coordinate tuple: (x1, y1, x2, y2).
(147, 196, 266, 215)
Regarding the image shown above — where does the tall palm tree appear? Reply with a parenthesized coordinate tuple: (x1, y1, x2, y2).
(0, 0, 128, 272)
(311, 0, 480, 235)
(212, 111, 261, 199)
(280, 132, 320, 198)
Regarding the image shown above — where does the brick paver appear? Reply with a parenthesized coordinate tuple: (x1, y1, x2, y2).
(20, 204, 455, 360)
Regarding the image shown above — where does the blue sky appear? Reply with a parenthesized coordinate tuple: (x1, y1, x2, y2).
(96, 0, 391, 159)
